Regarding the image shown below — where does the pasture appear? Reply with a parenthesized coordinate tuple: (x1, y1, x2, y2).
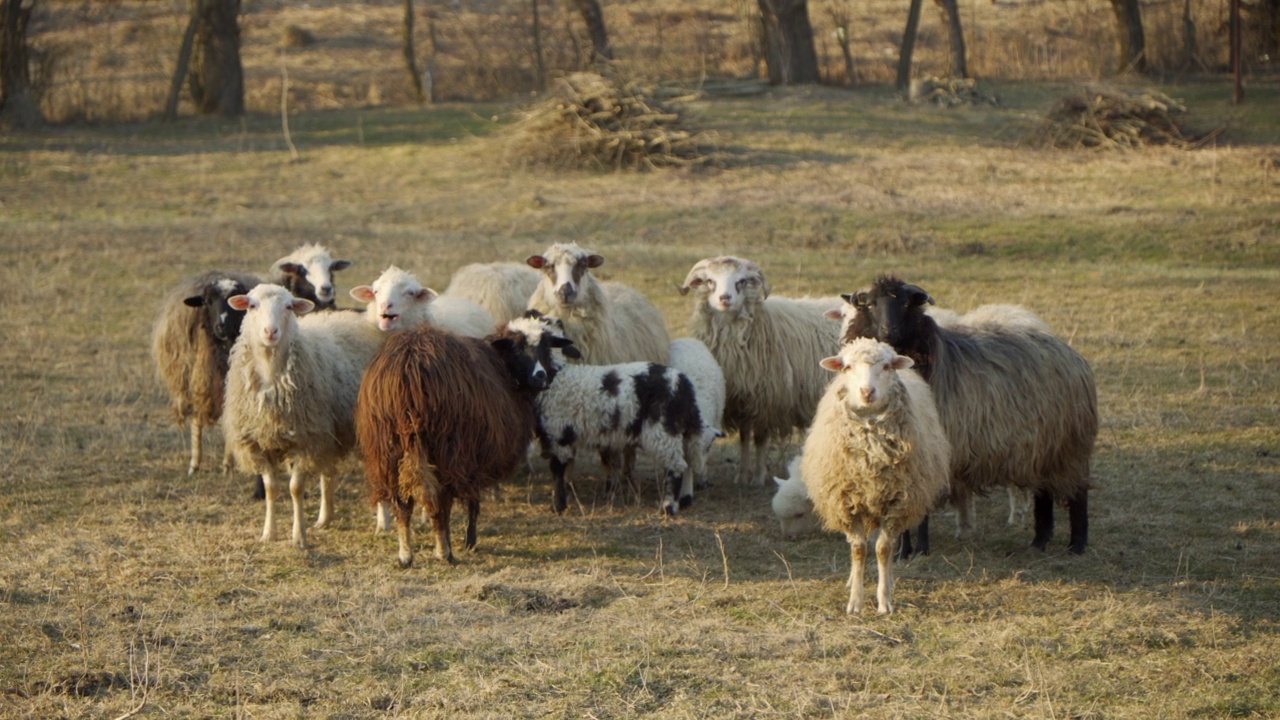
(2, 79, 1279, 717)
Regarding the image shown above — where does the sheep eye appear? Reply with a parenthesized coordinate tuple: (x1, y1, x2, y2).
(706, 280, 717, 291)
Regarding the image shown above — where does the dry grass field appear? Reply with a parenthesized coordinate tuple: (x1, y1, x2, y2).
(3, 71, 1280, 718)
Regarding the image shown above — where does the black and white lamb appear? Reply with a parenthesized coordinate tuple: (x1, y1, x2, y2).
(842, 275, 1098, 554)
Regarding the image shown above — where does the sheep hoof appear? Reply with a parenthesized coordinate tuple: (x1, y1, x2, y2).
(1068, 542, 1087, 555)
(663, 503, 678, 517)
(397, 556, 413, 569)
(678, 495, 693, 509)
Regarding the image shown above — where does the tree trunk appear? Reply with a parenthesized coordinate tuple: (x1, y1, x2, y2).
(932, 0, 968, 78)
(896, 0, 925, 91)
(0, 0, 41, 128)
(756, 0, 820, 85)
(164, 0, 202, 121)
(423, 8, 438, 103)
(403, 0, 425, 103)
(571, 0, 612, 62)
(189, 0, 244, 117)
(532, 0, 546, 90)
(1109, 0, 1147, 74)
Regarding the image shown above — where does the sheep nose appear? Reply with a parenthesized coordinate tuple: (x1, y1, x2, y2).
(860, 387, 875, 403)
(262, 327, 280, 344)
(319, 283, 333, 298)
(718, 293, 732, 305)
(556, 285, 577, 304)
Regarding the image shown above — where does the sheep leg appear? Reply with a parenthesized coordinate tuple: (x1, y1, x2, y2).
(1031, 490, 1055, 550)
(550, 457, 572, 514)
(898, 514, 929, 561)
(394, 499, 415, 568)
(1066, 488, 1088, 555)
(875, 528, 897, 615)
(375, 502, 392, 532)
(314, 473, 333, 529)
(897, 530, 914, 561)
(429, 491, 456, 564)
(660, 468, 682, 517)
(679, 435, 700, 508)
(187, 420, 202, 476)
(289, 466, 308, 549)
(750, 432, 771, 486)
(464, 499, 480, 551)
(221, 445, 234, 476)
(735, 427, 753, 485)
(260, 469, 278, 542)
(623, 445, 638, 498)
(1008, 486, 1031, 527)
(845, 526, 867, 615)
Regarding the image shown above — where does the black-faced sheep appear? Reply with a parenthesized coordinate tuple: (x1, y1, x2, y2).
(524, 313, 705, 516)
(680, 256, 842, 486)
(802, 338, 951, 615)
(526, 243, 670, 365)
(222, 284, 383, 548)
(271, 243, 352, 311)
(350, 265, 496, 338)
(355, 317, 574, 567)
(842, 276, 1097, 554)
(152, 270, 262, 476)
(444, 261, 542, 326)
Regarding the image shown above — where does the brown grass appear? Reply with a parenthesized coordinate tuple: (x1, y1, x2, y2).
(1, 80, 1279, 717)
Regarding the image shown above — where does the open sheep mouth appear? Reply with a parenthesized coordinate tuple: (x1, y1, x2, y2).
(379, 313, 399, 330)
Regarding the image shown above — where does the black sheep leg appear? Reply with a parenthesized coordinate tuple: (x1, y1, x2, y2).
(1067, 488, 1088, 554)
(550, 457, 571, 514)
(1032, 490, 1055, 550)
(464, 498, 480, 550)
(896, 514, 929, 561)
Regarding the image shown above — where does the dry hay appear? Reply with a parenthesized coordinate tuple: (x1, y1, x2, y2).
(504, 71, 714, 170)
(1028, 86, 1216, 150)
(907, 76, 998, 107)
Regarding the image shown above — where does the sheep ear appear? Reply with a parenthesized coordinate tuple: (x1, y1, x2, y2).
(228, 294, 253, 311)
(183, 295, 206, 308)
(416, 287, 439, 303)
(819, 356, 845, 372)
(349, 286, 375, 303)
(291, 298, 316, 315)
(823, 307, 843, 321)
(330, 259, 352, 272)
(561, 345, 582, 360)
(277, 262, 305, 278)
(586, 254, 605, 268)
(526, 255, 547, 270)
(758, 275, 771, 298)
(902, 284, 934, 307)
(679, 263, 708, 296)
(491, 337, 515, 355)
(522, 308, 544, 320)
(890, 354, 915, 370)
(551, 336, 581, 359)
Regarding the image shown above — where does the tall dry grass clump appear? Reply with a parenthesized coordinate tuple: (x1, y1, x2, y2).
(503, 71, 714, 170)
(1027, 86, 1215, 150)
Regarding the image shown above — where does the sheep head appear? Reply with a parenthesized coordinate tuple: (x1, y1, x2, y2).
(273, 243, 352, 309)
(680, 256, 770, 316)
(820, 338, 913, 417)
(350, 266, 438, 332)
(841, 275, 934, 349)
(228, 284, 314, 350)
(526, 242, 603, 308)
(183, 276, 255, 346)
(496, 311, 581, 392)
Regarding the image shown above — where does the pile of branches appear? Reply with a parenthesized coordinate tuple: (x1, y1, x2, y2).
(1028, 87, 1213, 150)
(907, 76, 998, 107)
(504, 72, 713, 170)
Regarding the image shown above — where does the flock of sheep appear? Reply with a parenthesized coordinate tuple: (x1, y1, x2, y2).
(152, 243, 1098, 615)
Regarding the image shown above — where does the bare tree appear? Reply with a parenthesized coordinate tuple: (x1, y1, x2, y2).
(1109, 0, 1147, 74)
(571, 0, 612, 62)
(0, 0, 41, 128)
(827, 3, 856, 85)
(896, 0, 924, 91)
(757, 0, 820, 84)
(403, 0, 425, 103)
(189, 0, 244, 116)
(933, 0, 967, 78)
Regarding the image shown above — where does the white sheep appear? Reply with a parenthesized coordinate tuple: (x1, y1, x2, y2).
(802, 338, 951, 615)
(771, 455, 820, 539)
(222, 284, 383, 548)
(524, 314, 705, 516)
(526, 243, 670, 365)
(444, 261, 542, 325)
(680, 256, 842, 486)
(667, 337, 726, 488)
(349, 265, 496, 338)
(271, 243, 352, 310)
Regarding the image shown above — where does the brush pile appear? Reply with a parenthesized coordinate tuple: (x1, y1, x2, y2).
(1029, 87, 1208, 150)
(504, 72, 712, 170)
(908, 76, 998, 107)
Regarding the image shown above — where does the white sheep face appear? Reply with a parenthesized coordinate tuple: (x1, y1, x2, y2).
(772, 465, 820, 539)
(350, 266, 437, 332)
(527, 243, 603, 309)
(820, 338, 912, 414)
(684, 258, 768, 316)
(228, 284, 314, 349)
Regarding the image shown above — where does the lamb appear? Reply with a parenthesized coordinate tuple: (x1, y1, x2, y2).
(802, 338, 951, 615)
(355, 316, 575, 567)
(666, 337, 726, 488)
(524, 313, 705, 516)
(350, 265, 496, 338)
(771, 455, 820, 539)
(841, 276, 1097, 554)
(271, 243, 352, 311)
(151, 270, 262, 476)
(680, 256, 843, 486)
(444, 261, 542, 325)
(526, 243, 670, 366)
(222, 284, 383, 548)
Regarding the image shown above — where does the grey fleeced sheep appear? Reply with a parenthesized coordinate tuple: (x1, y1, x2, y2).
(802, 338, 951, 615)
(152, 270, 262, 476)
(680, 256, 842, 486)
(222, 284, 383, 548)
(444, 261, 542, 325)
(527, 243, 670, 366)
(350, 265, 496, 338)
(842, 276, 1097, 554)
